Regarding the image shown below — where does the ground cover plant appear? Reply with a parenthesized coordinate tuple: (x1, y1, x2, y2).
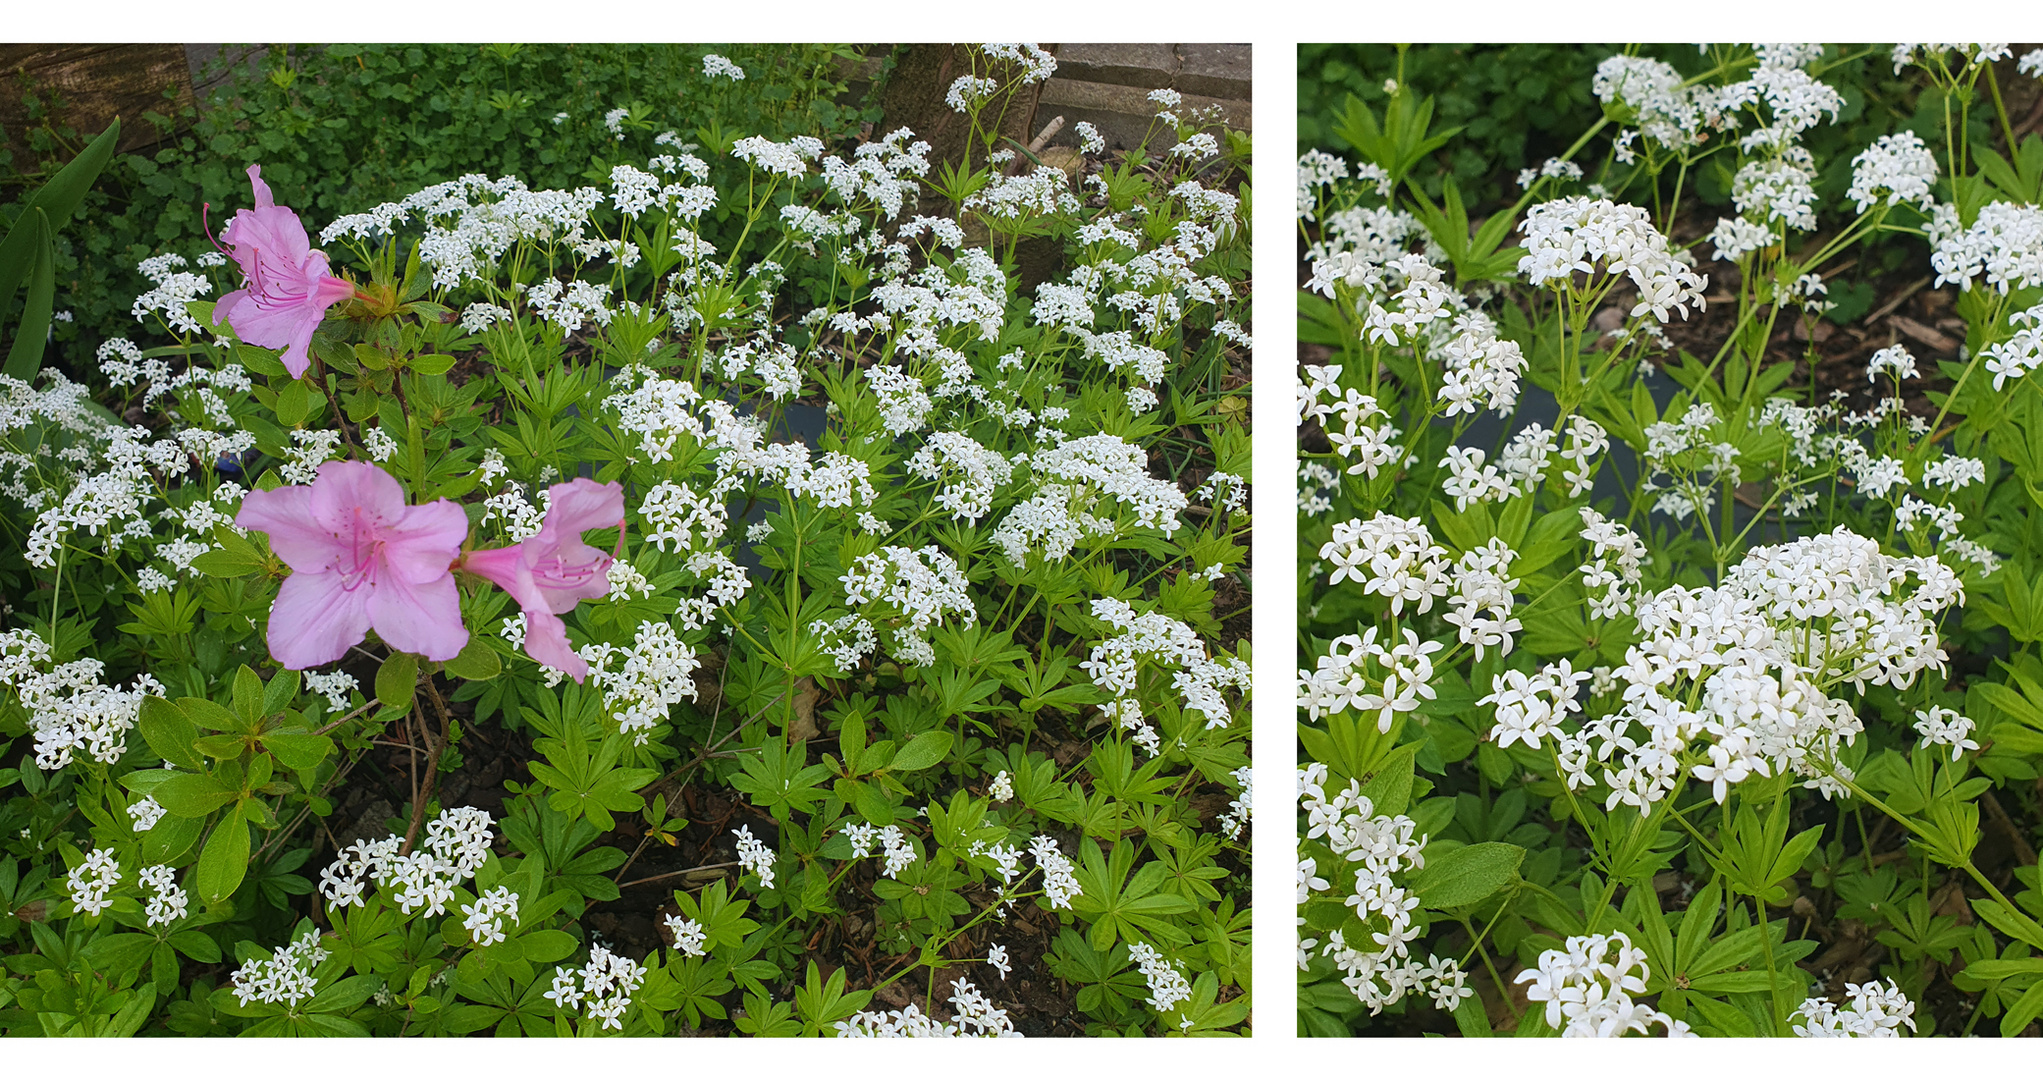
(0, 43, 1253, 1037)
(1298, 42, 2043, 1037)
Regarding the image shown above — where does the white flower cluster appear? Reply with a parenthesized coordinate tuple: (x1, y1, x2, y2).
(1519, 157, 1584, 189)
(638, 480, 726, 555)
(1080, 597, 1251, 755)
(281, 428, 343, 485)
(1578, 507, 1648, 619)
(982, 43, 1056, 84)
(1709, 214, 1774, 262)
(1306, 204, 1422, 275)
(1317, 512, 1450, 612)
(298, 670, 357, 714)
(1028, 835, 1081, 909)
(1351, 254, 1463, 348)
(803, 614, 874, 675)
(1126, 941, 1193, 1013)
(663, 913, 708, 956)
(1484, 658, 1592, 751)
(1641, 401, 1740, 521)
(0, 628, 165, 770)
(1792, 978, 1918, 1037)
(701, 53, 744, 80)
(945, 75, 1001, 114)
(1436, 314, 1528, 418)
(1299, 367, 1403, 481)
(840, 545, 975, 666)
(1931, 200, 2043, 294)
(1912, 705, 1980, 761)
(843, 821, 919, 879)
(545, 943, 646, 1031)
(1891, 43, 2010, 74)
(964, 167, 1083, 224)
(1982, 301, 2043, 391)
(1218, 764, 1252, 841)
(1867, 343, 1921, 384)
(1592, 55, 1713, 151)
(868, 245, 1008, 355)
(230, 926, 329, 1009)
(991, 434, 1189, 565)
(1296, 149, 1351, 219)
(579, 619, 701, 741)
(1193, 470, 1247, 513)
(834, 976, 1021, 1037)
(1075, 120, 1106, 156)
(23, 417, 249, 575)
(128, 795, 165, 832)
(1519, 198, 1707, 322)
(1298, 764, 1473, 1014)
(1527, 528, 1958, 809)
(1595, 46, 1826, 161)
(1732, 159, 1819, 231)
(1298, 626, 1443, 732)
(339, 173, 608, 290)
(1848, 131, 1939, 214)
(97, 336, 250, 426)
(1732, 45, 1844, 154)
(461, 885, 519, 946)
(66, 848, 122, 916)
(1441, 538, 1522, 658)
(1516, 930, 1692, 1037)
(732, 824, 776, 889)
(138, 863, 189, 926)
(815, 128, 931, 221)
(316, 806, 496, 915)
(130, 252, 213, 337)
(908, 432, 1014, 522)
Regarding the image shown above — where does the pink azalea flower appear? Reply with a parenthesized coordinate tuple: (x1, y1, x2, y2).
(237, 460, 470, 669)
(210, 164, 357, 379)
(460, 478, 625, 682)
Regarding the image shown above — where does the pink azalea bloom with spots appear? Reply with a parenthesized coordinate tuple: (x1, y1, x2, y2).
(237, 460, 470, 669)
(210, 164, 357, 378)
(460, 478, 625, 682)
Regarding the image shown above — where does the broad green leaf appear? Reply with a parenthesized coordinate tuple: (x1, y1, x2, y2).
(889, 730, 952, 772)
(154, 772, 238, 818)
(139, 697, 203, 770)
(377, 653, 420, 712)
(196, 814, 252, 904)
(1410, 842, 1523, 909)
(445, 637, 501, 681)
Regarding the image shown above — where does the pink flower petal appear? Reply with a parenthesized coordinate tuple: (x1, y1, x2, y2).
(212, 288, 249, 329)
(266, 571, 373, 669)
(461, 546, 540, 607)
(534, 477, 626, 549)
(307, 461, 407, 531)
(520, 608, 589, 681)
(235, 485, 329, 571)
(246, 163, 275, 209)
(378, 499, 472, 584)
(366, 570, 467, 661)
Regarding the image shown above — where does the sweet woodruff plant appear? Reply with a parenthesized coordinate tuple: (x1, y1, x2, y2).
(1300, 43, 2043, 1038)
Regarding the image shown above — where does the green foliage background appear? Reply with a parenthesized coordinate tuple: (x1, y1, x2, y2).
(2, 43, 876, 375)
(1298, 44, 1974, 217)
